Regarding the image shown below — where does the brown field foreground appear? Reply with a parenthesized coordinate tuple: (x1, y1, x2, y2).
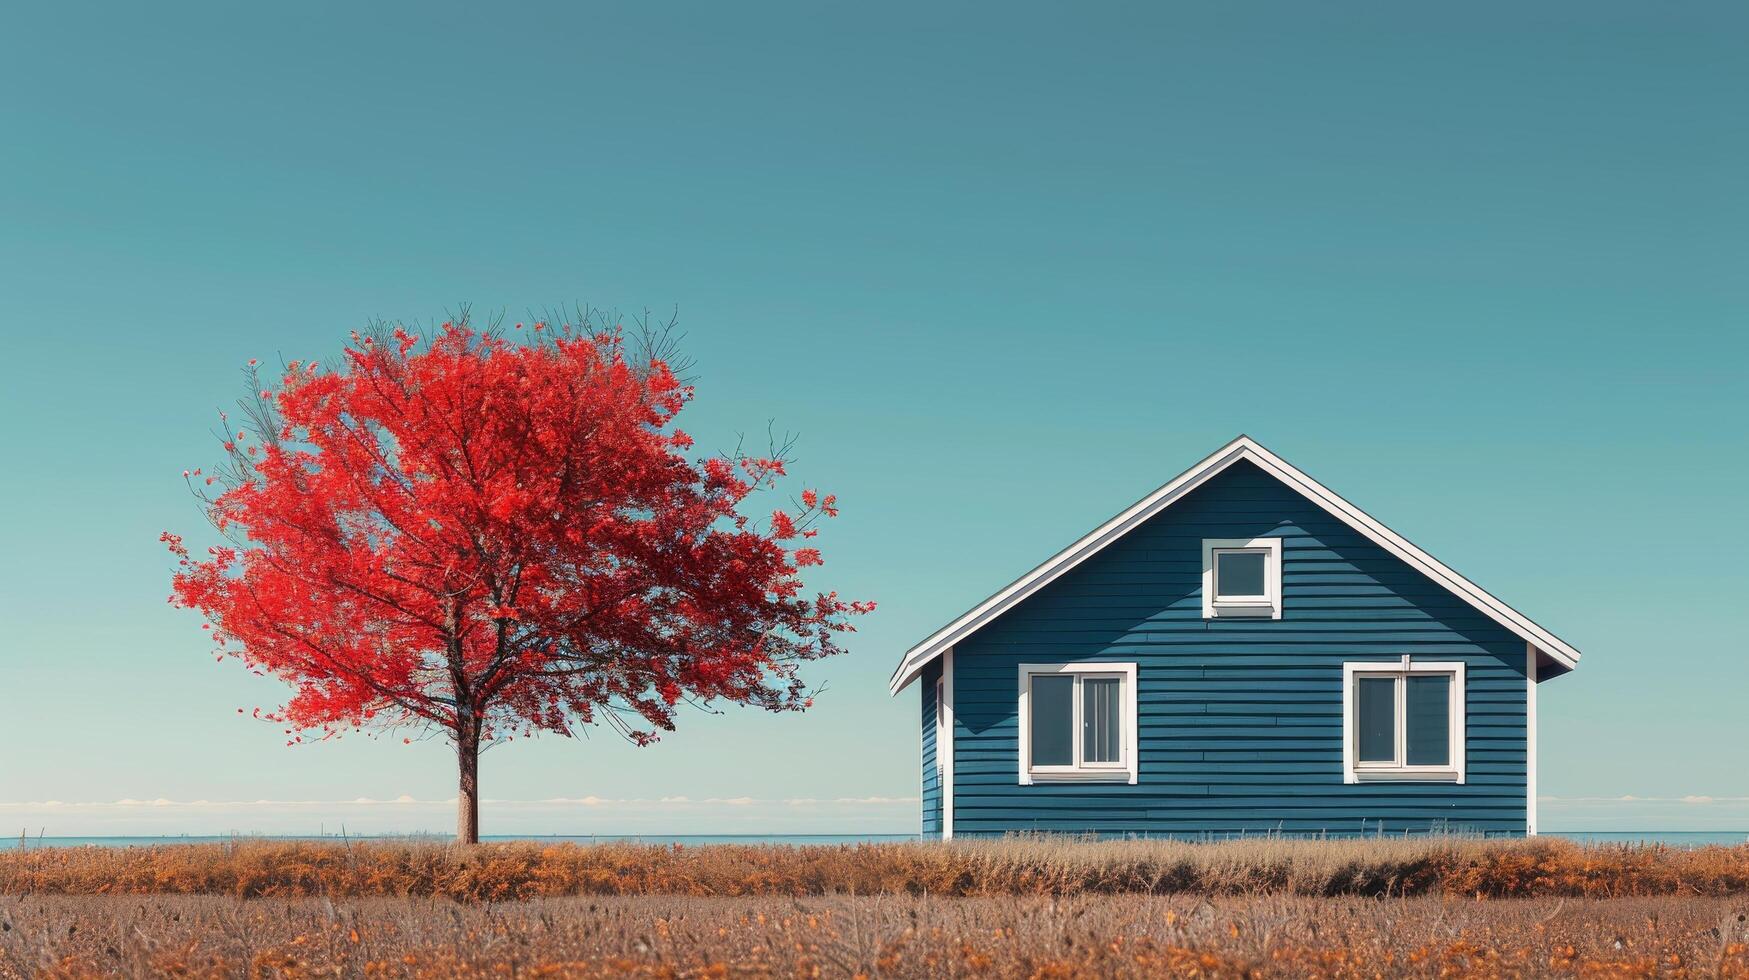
(2, 837, 1749, 900)
(3, 892, 1748, 978)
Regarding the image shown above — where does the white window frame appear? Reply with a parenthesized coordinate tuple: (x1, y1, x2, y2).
(1016, 662, 1139, 785)
(1201, 537, 1283, 619)
(1342, 658, 1465, 784)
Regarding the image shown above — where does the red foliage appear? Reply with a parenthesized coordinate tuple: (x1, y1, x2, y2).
(163, 317, 869, 836)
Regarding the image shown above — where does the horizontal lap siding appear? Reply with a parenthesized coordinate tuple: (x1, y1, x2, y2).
(920, 660, 942, 838)
(948, 460, 1529, 837)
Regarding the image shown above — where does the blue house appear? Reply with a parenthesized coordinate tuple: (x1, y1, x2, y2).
(891, 436, 1580, 839)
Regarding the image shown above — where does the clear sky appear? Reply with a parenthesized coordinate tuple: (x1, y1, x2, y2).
(1, 1, 1744, 837)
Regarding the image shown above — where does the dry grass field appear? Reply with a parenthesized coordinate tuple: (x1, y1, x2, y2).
(4, 839, 1749, 977)
(3, 892, 1748, 978)
(3, 837, 1748, 900)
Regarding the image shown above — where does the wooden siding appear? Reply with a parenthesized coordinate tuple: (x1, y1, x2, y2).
(946, 459, 1530, 836)
(920, 660, 943, 837)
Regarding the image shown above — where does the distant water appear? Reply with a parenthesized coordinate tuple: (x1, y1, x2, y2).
(2, 831, 1744, 850)
(0, 833, 921, 850)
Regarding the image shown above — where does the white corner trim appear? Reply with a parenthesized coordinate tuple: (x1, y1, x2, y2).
(1527, 642, 1538, 836)
(888, 435, 1581, 695)
(1016, 662, 1139, 786)
(1341, 659, 1467, 785)
(941, 648, 954, 840)
(934, 675, 946, 780)
(923, 679, 937, 840)
(1201, 536, 1284, 619)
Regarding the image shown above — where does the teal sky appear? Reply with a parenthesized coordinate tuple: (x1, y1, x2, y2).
(2, 1, 1744, 836)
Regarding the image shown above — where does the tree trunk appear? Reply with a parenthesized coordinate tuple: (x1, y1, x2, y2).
(456, 722, 481, 844)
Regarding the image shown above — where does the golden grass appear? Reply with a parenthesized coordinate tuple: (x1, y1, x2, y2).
(6, 892, 1749, 978)
(3, 836, 1748, 901)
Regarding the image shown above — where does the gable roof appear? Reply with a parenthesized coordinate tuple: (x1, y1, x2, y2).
(890, 435, 1581, 694)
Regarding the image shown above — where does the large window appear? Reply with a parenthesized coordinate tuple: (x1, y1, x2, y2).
(1342, 660, 1465, 783)
(1017, 663, 1138, 784)
(1201, 537, 1283, 619)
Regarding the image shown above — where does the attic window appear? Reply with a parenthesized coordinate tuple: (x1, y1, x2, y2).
(1017, 662, 1138, 785)
(1202, 537, 1283, 619)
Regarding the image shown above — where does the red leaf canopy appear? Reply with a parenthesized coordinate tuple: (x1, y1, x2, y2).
(164, 318, 871, 749)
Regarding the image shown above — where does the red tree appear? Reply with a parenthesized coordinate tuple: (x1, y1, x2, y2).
(163, 314, 871, 842)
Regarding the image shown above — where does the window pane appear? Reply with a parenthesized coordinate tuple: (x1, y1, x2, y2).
(1082, 677, 1122, 763)
(1030, 675, 1074, 767)
(1405, 675, 1452, 767)
(1356, 676, 1396, 763)
(1216, 551, 1266, 597)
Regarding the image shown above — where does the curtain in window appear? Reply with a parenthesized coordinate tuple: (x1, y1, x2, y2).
(1082, 677, 1121, 763)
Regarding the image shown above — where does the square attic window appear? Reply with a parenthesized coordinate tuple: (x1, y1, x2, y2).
(1201, 537, 1283, 619)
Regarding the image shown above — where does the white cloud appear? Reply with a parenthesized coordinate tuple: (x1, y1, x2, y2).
(1537, 793, 1749, 832)
(785, 796, 916, 807)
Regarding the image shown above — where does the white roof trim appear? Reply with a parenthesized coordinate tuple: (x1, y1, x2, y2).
(890, 435, 1581, 694)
